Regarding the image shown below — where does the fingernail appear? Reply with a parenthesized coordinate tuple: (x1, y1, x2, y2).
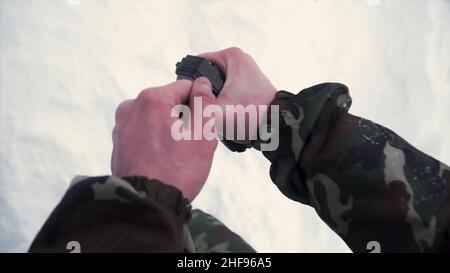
(195, 77, 212, 92)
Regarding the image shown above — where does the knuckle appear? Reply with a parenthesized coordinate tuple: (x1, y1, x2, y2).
(226, 47, 245, 57)
(244, 52, 254, 61)
(137, 87, 161, 104)
(115, 99, 133, 122)
(112, 126, 117, 143)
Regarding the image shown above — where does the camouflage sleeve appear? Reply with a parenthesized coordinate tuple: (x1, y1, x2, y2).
(28, 175, 193, 252)
(258, 83, 450, 252)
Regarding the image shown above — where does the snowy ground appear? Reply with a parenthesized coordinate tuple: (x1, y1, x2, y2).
(1, 0, 449, 252)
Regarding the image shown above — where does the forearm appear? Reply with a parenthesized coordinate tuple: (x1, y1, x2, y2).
(29, 176, 192, 252)
(258, 83, 450, 252)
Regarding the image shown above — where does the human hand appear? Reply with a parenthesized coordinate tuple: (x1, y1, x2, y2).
(111, 78, 217, 201)
(199, 47, 277, 140)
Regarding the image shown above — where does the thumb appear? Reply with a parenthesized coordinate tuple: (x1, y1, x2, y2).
(189, 76, 215, 112)
(189, 77, 217, 140)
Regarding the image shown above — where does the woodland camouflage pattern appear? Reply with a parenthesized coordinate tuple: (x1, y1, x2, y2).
(188, 209, 255, 253)
(29, 176, 193, 252)
(257, 83, 450, 252)
(29, 83, 449, 253)
(28, 175, 252, 253)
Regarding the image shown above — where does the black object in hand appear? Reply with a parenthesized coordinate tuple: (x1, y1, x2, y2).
(175, 55, 252, 153)
(175, 55, 225, 97)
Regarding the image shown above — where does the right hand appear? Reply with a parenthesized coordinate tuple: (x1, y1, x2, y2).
(111, 78, 218, 201)
(199, 47, 277, 140)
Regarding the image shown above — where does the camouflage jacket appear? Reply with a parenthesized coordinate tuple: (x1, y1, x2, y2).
(257, 83, 450, 252)
(29, 83, 450, 252)
(28, 176, 194, 252)
(28, 175, 254, 253)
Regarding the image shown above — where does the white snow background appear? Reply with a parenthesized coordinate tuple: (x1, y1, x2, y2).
(1, 0, 449, 252)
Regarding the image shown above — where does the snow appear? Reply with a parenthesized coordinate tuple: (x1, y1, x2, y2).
(1, 0, 449, 252)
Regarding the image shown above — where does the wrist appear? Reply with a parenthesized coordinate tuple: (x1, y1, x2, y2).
(257, 86, 277, 125)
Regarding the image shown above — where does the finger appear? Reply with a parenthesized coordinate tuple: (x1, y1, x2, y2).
(189, 77, 215, 112)
(138, 80, 193, 106)
(188, 77, 217, 138)
(189, 77, 219, 149)
(112, 125, 117, 144)
(167, 79, 193, 105)
(115, 99, 134, 125)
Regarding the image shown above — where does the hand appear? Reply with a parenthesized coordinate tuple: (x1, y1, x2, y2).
(199, 47, 277, 140)
(111, 78, 218, 201)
